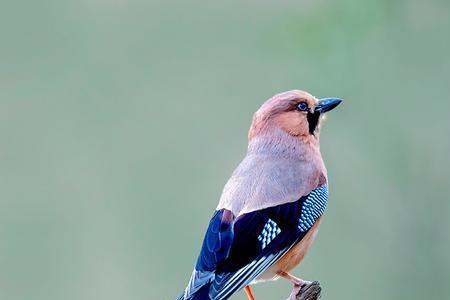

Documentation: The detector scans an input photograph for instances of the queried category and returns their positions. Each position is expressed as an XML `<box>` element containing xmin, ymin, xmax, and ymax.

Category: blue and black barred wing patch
<box><xmin>298</xmin><ymin>185</ymin><xmax>328</xmax><ymax>232</ymax></box>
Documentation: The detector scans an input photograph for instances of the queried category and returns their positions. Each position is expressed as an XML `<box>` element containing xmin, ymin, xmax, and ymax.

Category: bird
<box><xmin>176</xmin><ymin>90</ymin><xmax>342</xmax><ymax>300</ymax></box>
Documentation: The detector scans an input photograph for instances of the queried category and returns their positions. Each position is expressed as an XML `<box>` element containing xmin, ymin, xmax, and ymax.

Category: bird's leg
<box><xmin>244</xmin><ymin>285</ymin><xmax>256</xmax><ymax>300</ymax></box>
<box><xmin>277</xmin><ymin>271</ymin><xmax>311</xmax><ymax>300</ymax></box>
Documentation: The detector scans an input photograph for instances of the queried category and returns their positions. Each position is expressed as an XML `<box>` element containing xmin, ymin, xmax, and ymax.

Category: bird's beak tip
<box><xmin>315</xmin><ymin>97</ymin><xmax>343</xmax><ymax>113</ymax></box>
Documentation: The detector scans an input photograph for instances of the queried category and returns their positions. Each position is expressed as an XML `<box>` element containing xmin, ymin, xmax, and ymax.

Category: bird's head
<box><xmin>248</xmin><ymin>90</ymin><xmax>342</xmax><ymax>143</ymax></box>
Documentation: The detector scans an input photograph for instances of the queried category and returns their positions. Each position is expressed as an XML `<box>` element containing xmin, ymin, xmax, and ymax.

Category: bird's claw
<box><xmin>288</xmin><ymin>280</ymin><xmax>321</xmax><ymax>300</ymax></box>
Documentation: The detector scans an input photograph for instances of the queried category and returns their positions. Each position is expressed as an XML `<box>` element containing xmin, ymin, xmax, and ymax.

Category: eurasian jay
<box><xmin>176</xmin><ymin>90</ymin><xmax>342</xmax><ymax>300</ymax></box>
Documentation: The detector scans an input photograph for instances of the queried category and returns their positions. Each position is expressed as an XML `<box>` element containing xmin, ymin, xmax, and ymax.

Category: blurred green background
<box><xmin>1</xmin><ymin>0</ymin><xmax>450</xmax><ymax>299</ymax></box>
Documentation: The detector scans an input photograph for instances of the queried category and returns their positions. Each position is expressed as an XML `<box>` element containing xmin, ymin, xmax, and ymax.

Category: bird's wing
<box><xmin>183</xmin><ymin>184</ymin><xmax>328</xmax><ymax>300</ymax></box>
<box><xmin>182</xmin><ymin>209</ymin><xmax>235</xmax><ymax>299</ymax></box>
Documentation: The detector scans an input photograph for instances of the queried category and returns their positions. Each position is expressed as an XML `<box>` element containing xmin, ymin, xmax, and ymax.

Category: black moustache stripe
<box><xmin>307</xmin><ymin>111</ymin><xmax>320</xmax><ymax>135</ymax></box>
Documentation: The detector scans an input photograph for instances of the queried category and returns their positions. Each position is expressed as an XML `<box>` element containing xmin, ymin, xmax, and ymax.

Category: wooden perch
<box><xmin>295</xmin><ymin>281</ymin><xmax>322</xmax><ymax>300</ymax></box>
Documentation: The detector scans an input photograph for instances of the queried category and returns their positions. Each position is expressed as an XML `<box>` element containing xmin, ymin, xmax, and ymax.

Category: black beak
<box><xmin>315</xmin><ymin>98</ymin><xmax>343</xmax><ymax>113</ymax></box>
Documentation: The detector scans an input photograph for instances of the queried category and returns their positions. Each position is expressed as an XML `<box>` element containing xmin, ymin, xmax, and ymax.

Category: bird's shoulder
<box><xmin>217</xmin><ymin>151</ymin><xmax>327</xmax><ymax>215</ymax></box>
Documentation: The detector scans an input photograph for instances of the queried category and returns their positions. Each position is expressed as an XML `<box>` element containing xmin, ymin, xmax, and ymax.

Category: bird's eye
<box><xmin>297</xmin><ymin>102</ymin><xmax>308</xmax><ymax>111</ymax></box>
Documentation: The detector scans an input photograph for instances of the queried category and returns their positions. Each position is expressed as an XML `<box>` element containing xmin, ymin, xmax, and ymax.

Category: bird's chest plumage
<box><xmin>217</xmin><ymin>132</ymin><xmax>327</xmax><ymax>216</ymax></box>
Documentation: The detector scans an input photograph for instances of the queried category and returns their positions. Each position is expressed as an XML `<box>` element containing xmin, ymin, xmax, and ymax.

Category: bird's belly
<box><xmin>254</xmin><ymin>216</ymin><xmax>323</xmax><ymax>283</ymax></box>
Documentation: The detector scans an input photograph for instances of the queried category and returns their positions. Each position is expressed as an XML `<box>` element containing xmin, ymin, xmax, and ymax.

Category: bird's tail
<box><xmin>175</xmin><ymin>293</ymin><xmax>184</xmax><ymax>300</ymax></box>
<box><xmin>175</xmin><ymin>283</ymin><xmax>211</xmax><ymax>300</ymax></box>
